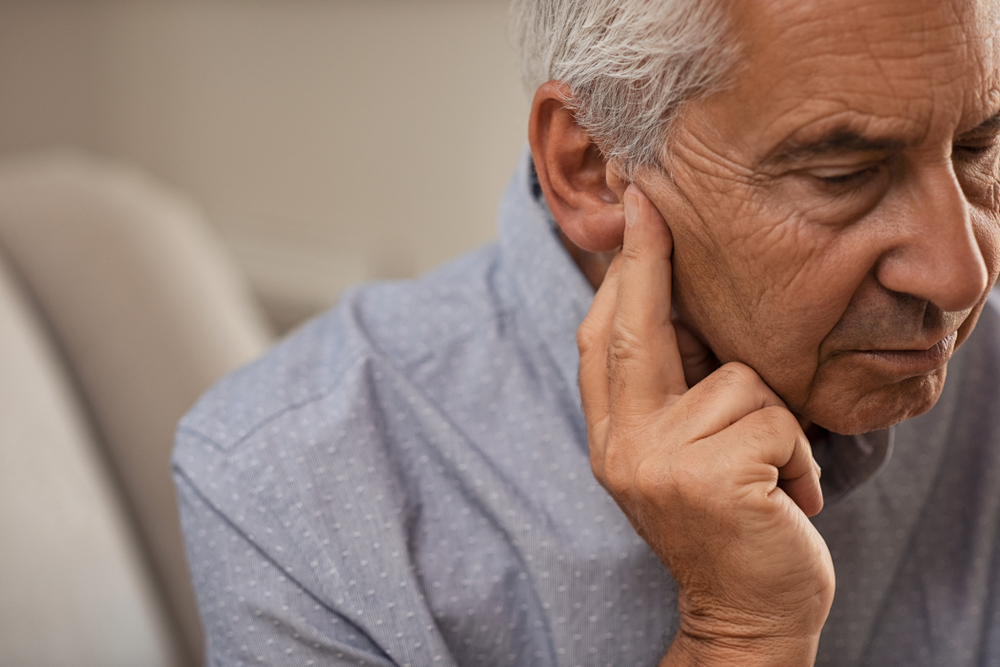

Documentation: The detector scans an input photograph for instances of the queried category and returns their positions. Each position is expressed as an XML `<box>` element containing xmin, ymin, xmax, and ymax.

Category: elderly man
<box><xmin>174</xmin><ymin>0</ymin><xmax>1000</xmax><ymax>665</ymax></box>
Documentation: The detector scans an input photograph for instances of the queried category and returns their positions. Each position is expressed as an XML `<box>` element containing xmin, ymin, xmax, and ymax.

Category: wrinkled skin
<box><xmin>658</xmin><ymin>0</ymin><xmax>1000</xmax><ymax>435</ymax></box>
<box><xmin>532</xmin><ymin>0</ymin><xmax>1000</xmax><ymax>664</ymax></box>
<box><xmin>578</xmin><ymin>190</ymin><xmax>834</xmax><ymax>665</ymax></box>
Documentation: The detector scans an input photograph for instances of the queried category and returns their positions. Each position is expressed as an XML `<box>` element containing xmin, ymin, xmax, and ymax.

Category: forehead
<box><xmin>716</xmin><ymin>0</ymin><xmax>1000</xmax><ymax>148</ymax></box>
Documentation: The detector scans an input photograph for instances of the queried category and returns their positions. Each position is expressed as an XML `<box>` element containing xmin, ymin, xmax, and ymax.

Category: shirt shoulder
<box><xmin>174</xmin><ymin>242</ymin><xmax>510</xmax><ymax>455</ymax></box>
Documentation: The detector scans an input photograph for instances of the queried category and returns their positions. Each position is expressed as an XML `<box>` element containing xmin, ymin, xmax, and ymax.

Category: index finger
<box><xmin>608</xmin><ymin>183</ymin><xmax>689</xmax><ymax>414</ymax></box>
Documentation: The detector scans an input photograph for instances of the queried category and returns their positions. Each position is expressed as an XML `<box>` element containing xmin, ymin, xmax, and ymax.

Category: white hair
<box><xmin>510</xmin><ymin>0</ymin><xmax>738</xmax><ymax>180</ymax></box>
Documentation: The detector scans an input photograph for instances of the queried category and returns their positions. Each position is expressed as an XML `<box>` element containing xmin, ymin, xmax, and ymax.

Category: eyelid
<box><xmin>955</xmin><ymin>125</ymin><xmax>1000</xmax><ymax>145</ymax></box>
<box><xmin>953</xmin><ymin>137</ymin><xmax>999</xmax><ymax>157</ymax></box>
<box><xmin>956</xmin><ymin>109</ymin><xmax>1000</xmax><ymax>136</ymax></box>
<box><xmin>807</xmin><ymin>163</ymin><xmax>880</xmax><ymax>179</ymax></box>
<box><xmin>955</xmin><ymin>131</ymin><xmax>999</xmax><ymax>142</ymax></box>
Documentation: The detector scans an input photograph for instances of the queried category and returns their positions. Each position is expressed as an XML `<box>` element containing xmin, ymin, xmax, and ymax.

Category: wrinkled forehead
<box><xmin>722</xmin><ymin>0</ymin><xmax>1000</xmax><ymax>135</ymax></box>
<box><xmin>730</xmin><ymin>0</ymin><xmax>1000</xmax><ymax>57</ymax></box>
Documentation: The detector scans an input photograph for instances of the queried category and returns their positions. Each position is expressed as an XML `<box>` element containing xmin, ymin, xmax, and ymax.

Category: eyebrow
<box><xmin>761</xmin><ymin>109</ymin><xmax>1000</xmax><ymax>167</ymax></box>
<box><xmin>761</xmin><ymin>129</ymin><xmax>906</xmax><ymax>167</ymax></box>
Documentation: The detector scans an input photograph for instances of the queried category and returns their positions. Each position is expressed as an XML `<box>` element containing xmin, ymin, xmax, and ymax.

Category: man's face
<box><xmin>640</xmin><ymin>0</ymin><xmax>1000</xmax><ymax>435</ymax></box>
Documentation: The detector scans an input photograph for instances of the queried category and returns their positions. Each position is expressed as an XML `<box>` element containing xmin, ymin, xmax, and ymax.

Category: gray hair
<box><xmin>510</xmin><ymin>0</ymin><xmax>738</xmax><ymax>180</ymax></box>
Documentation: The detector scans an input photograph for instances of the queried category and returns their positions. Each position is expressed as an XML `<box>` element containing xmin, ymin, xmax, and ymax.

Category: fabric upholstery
<box><xmin>0</xmin><ymin>151</ymin><xmax>273</xmax><ymax>665</ymax></box>
<box><xmin>0</xmin><ymin>253</ymin><xmax>178</xmax><ymax>666</ymax></box>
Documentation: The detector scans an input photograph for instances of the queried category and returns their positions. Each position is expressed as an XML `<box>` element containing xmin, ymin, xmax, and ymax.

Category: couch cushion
<box><xmin>0</xmin><ymin>253</ymin><xmax>179</xmax><ymax>667</ymax></box>
<box><xmin>0</xmin><ymin>151</ymin><xmax>273</xmax><ymax>664</ymax></box>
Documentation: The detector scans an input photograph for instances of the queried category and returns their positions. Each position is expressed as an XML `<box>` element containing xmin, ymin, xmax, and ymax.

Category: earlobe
<box><xmin>529</xmin><ymin>81</ymin><xmax>627</xmax><ymax>252</ymax></box>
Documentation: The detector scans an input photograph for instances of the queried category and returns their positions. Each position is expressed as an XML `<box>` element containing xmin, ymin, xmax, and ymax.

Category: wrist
<box><xmin>661</xmin><ymin>630</ymin><xmax>820</xmax><ymax>667</ymax></box>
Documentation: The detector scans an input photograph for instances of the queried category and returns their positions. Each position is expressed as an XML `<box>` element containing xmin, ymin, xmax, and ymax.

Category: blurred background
<box><xmin>0</xmin><ymin>0</ymin><xmax>526</xmax><ymax>332</ymax></box>
<box><xmin>0</xmin><ymin>2</ymin><xmax>526</xmax><ymax>665</ymax></box>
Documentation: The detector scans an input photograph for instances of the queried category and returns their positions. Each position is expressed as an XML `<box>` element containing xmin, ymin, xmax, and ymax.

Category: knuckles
<box><xmin>686</xmin><ymin>360</ymin><xmax>780</xmax><ymax>414</ymax></box>
<box><xmin>747</xmin><ymin>404</ymin><xmax>795</xmax><ymax>441</ymax></box>
<box><xmin>576</xmin><ymin>319</ymin><xmax>602</xmax><ymax>357</ymax></box>
<box><xmin>607</xmin><ymin>319</ymin><xmax>647</xmax><ymax>365</ymax></box>
<box><xmin>710</xmin><ymin>361</ymin><xmax>764</xmax><ymax>392</ymax></box>
<box><xmin>596</xmin><ymin>430</ymin><xmax>727</xmax><ymax>516</ymax></box>
<box><xmin>587</xmin><ymin>350</ymin><xmax>800</xmax><ymax>530</ymax></box>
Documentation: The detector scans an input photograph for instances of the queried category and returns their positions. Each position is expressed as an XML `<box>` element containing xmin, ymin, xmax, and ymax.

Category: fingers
<box><xmin>577</xmin><ymin>184</ymin><xmax>823</xmax><ymax>518</ymax></box>
<box><xmin>578</xmin><ymin>254</ymin><xmax>622</xmax><ymax>442</ymax></box>
<box><xmin>609</xmin><ymin>185</ymin><xmax>688</xmax><ymax>415</ymax></box>
<box><xmin>776</xmin><ymin>430</ymin><xmax>824</xmax><ymax>518</ymax></box>
<box><xmin>730</xmin><ymin>405</ymin><xmax>824</xmax><ymax>518</ymax></box>
<box><xmin>672</xmin><ymin>362</ymin><xmax>786</xmax><ymax>444</ymax></box>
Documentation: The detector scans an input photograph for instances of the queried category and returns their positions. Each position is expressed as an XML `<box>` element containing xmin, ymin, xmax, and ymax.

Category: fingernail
<box><xmin>624</xmin><ymin>193</ymin><xmax>639</xmax><ymax>226</ymax></box>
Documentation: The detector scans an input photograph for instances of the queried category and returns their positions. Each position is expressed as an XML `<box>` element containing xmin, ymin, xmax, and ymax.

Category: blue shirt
<box><xmin>175</xmin><ymin>152</ymin><xmax>1000</xmax><ymax>666</ymax></box>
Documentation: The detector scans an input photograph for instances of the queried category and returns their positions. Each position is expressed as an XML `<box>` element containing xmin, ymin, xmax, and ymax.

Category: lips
<box><xmin>853</xmin><ymin>330</ymin><xmax>958</xmax><ymax>377</ymax></box>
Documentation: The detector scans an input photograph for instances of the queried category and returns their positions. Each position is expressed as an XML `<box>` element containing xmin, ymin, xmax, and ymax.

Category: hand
<box><xmin>577</xmin><ymin>185</ymin><xmax>835</xmax><ymax>666</ymax></box>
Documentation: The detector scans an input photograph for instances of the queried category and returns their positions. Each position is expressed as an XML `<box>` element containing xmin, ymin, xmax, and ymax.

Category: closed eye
<box><xmin>817</xmin><ymin>166</ymin><xmax>878</xmax><ymax>184</ymax></box>
<box><xmin>952</xmin><ymin>141</ymin><xmax>997</xmax><ymax>158</ymax></box>
<box><xmin>809</xmin><ymin>164</ymin><xmax>882</xmax><ymax>191</ymax></box>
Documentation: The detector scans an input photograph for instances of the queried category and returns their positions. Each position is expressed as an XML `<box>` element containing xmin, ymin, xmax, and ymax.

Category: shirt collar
<box><xmin>814</xmin><ymin>428</ymin><xmax>895</xmax><ymax>505</ymax></box>
<box><xmin>498</xmin><ymin>148</ymin><xmax>594</xmax><ymax>410</ymax></box>
<box><xmin>496</xmin><ymin>147</ymin><xmax>894</xmax><ymax>503</ymax></box>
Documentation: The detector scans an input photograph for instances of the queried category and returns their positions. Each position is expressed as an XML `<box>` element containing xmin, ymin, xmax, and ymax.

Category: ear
<box><xmin>529</xmin><ymin>81</ymin><xmax>627</xmax><ymax>252</ymax></box>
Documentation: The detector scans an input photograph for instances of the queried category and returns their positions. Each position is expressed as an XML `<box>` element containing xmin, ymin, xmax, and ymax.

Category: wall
<box><xmin>0</xmin><ymin>0</ymin><xmax>527</xmax><ymax>330</ymax></box>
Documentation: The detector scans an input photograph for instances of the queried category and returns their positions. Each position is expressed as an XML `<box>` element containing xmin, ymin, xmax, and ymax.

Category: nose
<box><xmin>874</xmin><ymin>164</ymin><xmax>989</xmax><ymax>314</ymax></box>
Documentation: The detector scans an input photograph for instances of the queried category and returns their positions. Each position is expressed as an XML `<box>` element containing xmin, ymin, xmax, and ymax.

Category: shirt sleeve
<box><xmin>175</xmin><ymin>472</ymin><xmax>398</xmax><ymax>667</ymax></box>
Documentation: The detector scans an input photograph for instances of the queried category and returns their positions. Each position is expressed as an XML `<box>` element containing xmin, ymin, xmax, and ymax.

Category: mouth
<box><xmin>853</xmin><ymin>330</ymin><xmax>958</xmax><ymax>378</ymax></box>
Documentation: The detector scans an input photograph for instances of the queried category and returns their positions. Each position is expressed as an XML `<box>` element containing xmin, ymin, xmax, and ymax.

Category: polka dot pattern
<box><xmin>814</xmin><ymin>294</ymin><xmax>1000</xmax><ymax>665</ymax></box>
<box><xmin>175</xmin><ymin>151</ymin><xmax>1000</xmax><ymax>666</ymax></box>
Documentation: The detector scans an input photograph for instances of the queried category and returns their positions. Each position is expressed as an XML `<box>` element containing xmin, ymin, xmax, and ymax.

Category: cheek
<box><xmin>676</xmin><ymin>193</ymin><xmax>846</xmax><ymax>345</ymax></box>
<box><xmin>672</xmin><ymin>204</ymin><xmax>882</xmax><ymax>410</ymax></box>
<box><xmin>973</xmin><ymin>196</ymin><xmax>1000</xmax><ymax>287</ymax></box>
<box><xmin>660</xmin><ymin>157</ymin><xmax>883</xmax><ymax>404</ymax></box>
<box><xmin>739</xmin><ymin>250</ymin><xmax>867</xmax><ymax>408</ymax></box>
<box><xmin>665</xmin><ymin>188</ymin><xmax>766</xmax><ymax>351</ymax></box>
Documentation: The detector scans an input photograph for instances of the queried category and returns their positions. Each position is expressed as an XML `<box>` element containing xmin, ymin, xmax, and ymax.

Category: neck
<box><xmin>557</xmin><ymin>228</ymin><xmax>617</xmax><ymax>291</ymax></box>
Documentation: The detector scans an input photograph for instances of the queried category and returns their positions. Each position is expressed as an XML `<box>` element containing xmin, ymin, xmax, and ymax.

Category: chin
<box><xmin>803</xmin><ymin>369</ymin><xmax>948</xmax><ymax>436</ymax></box>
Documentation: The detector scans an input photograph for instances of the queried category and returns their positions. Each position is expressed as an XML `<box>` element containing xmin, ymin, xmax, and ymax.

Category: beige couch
<box><xmin>0</xmin><ymin>152</ymin><xmax>274</xmax><ymax>666</ymax></box>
